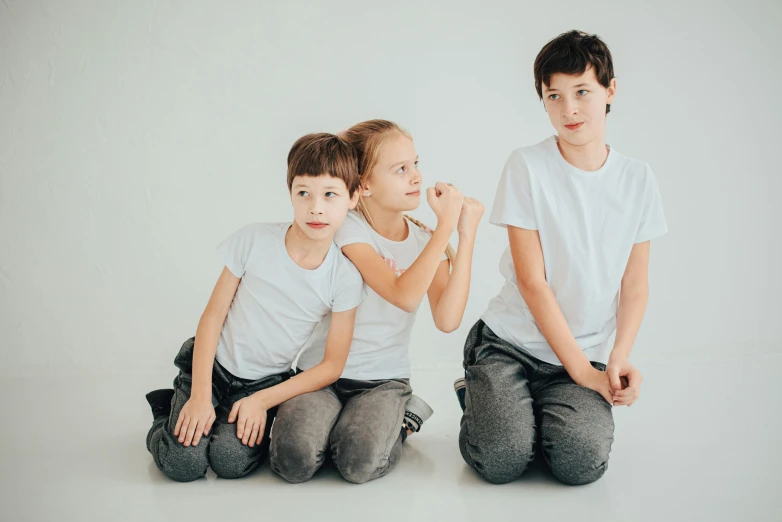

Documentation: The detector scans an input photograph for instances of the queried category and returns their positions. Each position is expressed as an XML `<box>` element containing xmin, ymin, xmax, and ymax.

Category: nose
<box><xmin>563</xmin><ymin>98</ymin><xmax>578</xmax><ymax>117</ymax></box>
<box><xmin>309</xmin><ymin>196</ymin><xmax>324</xmax><ymax>215</ymax></box>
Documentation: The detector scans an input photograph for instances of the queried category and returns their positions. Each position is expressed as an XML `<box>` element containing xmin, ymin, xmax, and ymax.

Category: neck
<box><xmin>556</xmin><ymin>134</ymin><xmax>609</xmax><ymax>172</ymax></box>
<box><xmin>362</xmin><ymin>199</ymin><xmax>409</xmax><ymax>241</ymax></box>
<box><xmin>285</xmin><ymin>222</ymin><xmax>332</xmax><ymax>270</ymax></box>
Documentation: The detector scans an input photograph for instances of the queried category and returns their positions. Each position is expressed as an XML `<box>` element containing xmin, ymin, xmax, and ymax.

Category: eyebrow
<box><xmin>390</xmin><ymin>156</ymin><xmax>419</xmax><ymax>169</ymax></box>
<box><xmin>545</xmin><ymin>83</ymin><xmax>591</xmax><ymax>92</ymax></box>
<box><xmin>292</xmin><ymin>183</ymin><xmax>342</xmax><ymax>190</ymax></box>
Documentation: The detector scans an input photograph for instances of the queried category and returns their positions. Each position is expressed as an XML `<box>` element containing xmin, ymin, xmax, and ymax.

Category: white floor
<box><xmin>2</xmin><ymin>357</ymin><xmax>781</xmax><ymax>522</ymax></box>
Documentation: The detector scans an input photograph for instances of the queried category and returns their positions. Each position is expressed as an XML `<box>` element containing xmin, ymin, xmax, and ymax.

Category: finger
<box><xmin>177</xmin><ymin>415</ymin><xmax>190</xmax><ymax>443</ymax></box>
<box><xmin>627</xmin><ymin>368</ymin><xmax>642</xmax><ymax>387</ymax></box>
<box><xmin>426</xmin><ymin>187</ymin><xmax>438</xmax><ymax>205</ymax></box>
<box><xmin>191</xmin><ymin>418</ymin><xmax>204</xmax><ymax>446</ymax></box>
<box><xmin>204</xmin><ymin>413</ymin><xmax>216</xmax><ymax>436</ymax></box>
<box><xmin>184</xmin><ymin>416</ymin><xmax>199</xmax><ymax>447</ymax></box>
<box><xmin>242</xmin><ymin>420</ymin><xmax>254</xmax><ymax>446</ymax></box>
<box><xmin>434</xmin><ymin>182</ymin><xmax>449</xmax><ymax>194</ymax></box>
<box><xmin>236</xmin><ymin>412</ymin><xmax>247</xmax><ymax>439</ymax></box>
<box><xmin>174</xmin><ymin>411</ymin><xmax>185</xmax><ymax>437</ymax></box>
<box><xmin>607</xmin><ymin>367</ymin><xmax>622</xmax><ymax>391</ymax></box>
<box><xmin>228</xmin><ymin>401</ymin><xmax>240</xmax><ymax>423</ymax></box>
<box><xmin>256</xmin><ymin>418</ymin><xmax>266</xmax><ymax>446</ymax></box>
<box><xmin>248</xmin><ymin>420</ymin><xmax>260</xmax><ymax>448</ymax></box>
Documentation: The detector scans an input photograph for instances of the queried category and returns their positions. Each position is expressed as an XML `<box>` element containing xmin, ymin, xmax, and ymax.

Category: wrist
<box><xmin>251</xmin><ymin>390</ymin><xmax>271</xmax><ymax>410</ymax></box>
<box><xmin>568</xmin><ymin>360</ymin><xmax>597</xmax><ymax>384</ymax></box>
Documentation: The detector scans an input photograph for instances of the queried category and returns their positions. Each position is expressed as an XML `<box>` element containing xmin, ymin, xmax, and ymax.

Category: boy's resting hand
<box><xmin>574</xmin><ymin>366</ymin><xmax>614</xmax><ymax>405</ymax></box>
<box><xmin>607</xmin><ymin>356</ymin><xmax>642</xmax><ymax>407</ymax></box>
<box><xmin>174</xmin><ymin>396</ymin><xmax>216</xmax><ymax>447</ymax></box>
<box><xmin>228</xmin><ymin>392</ymin><xmax>269</xmax><ymax>448</ymax></box>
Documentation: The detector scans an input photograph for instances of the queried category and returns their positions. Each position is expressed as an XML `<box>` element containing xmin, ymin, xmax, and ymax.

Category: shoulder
<box><xmin>331</xmin><ymin>246</ymin><xmax>363</xmax><ymax>284</ymax></box>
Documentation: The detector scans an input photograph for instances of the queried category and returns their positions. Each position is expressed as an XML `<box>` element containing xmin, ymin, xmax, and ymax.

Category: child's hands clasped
<box><xmin>228</xmin><ymin>392</ymin><xmax>269</xmax><ymax>448</ymax></box>
<box><xmin>174</xmin><ymin>396</ymin><xmax>216</xmax><ymax>447</ymax></box>
<box><xmin>607</xmin><ymin>356</ymin><xmax>643</xmax><ymax>407</ymax></box>
<box><xmin>427</xmin><ymin>182</ymin><xmax>464</xmax><ymax>231</ymax></box>
<box><xmin>575</xmin><ymin>366</ymin><xmax>615</xmax><ymax>405</ymax></box>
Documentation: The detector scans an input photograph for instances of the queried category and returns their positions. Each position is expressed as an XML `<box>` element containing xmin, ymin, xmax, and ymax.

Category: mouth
<box><xmin>406</xmin><ymin>190</ymin><xmax>420</xmax><ymax>196</ymax></box>
<box><xmin>306</xmin><ymin>222</ymin><xmax>328</xmax><ymax>229</ymax></box>
<box><xmin>564</xmin><ymin>122</ymin><xmax>584</xmax><ymax>131</ymax></box>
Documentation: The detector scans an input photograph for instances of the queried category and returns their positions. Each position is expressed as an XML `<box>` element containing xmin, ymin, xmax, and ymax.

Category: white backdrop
<box><xmin>1</xmin><ymin>0</ymin><xmax>780</xmax><ymax>376</ymax></box>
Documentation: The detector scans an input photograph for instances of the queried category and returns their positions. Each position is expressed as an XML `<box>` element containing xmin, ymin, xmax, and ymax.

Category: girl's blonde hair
<box><xmin>341</xmin><ymin>119</ymin><xmax>455</xmax><ymax>264</ymax></box>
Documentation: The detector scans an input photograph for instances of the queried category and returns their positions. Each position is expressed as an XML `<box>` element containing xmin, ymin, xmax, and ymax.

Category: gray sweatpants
<box><xmin>270</xmin><ymin>377</ymin><xmax>412</xmax><ymax>484</ymax></box>
<box><xmin>146</xmin><ymin>338</ymin><xmax>289</xmax><ymax>482</ymax></box>
<box><xmin>459</xmin><ymin>320</ymin><xmax>614</xmax><ymax>485</ymax></box>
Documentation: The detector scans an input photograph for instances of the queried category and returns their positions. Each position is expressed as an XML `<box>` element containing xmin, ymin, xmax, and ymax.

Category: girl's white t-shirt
<box><xmin>481</xmin><ymin>136</ymin><xmax>668</xmax><ymax>366</ymax></box>
<box><xmin>297</xmin><ymin>210</ymin><xmax>442</xmax><ymax>380</ymax></box>
<box><xmin>214</xmin><ymin>222</ymin><xmax>365</xmax><ymax>380</ymax></box>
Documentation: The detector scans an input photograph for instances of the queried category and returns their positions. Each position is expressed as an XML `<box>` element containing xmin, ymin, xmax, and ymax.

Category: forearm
<box><xmin>190</xmin><ymin>315</ymin><xmax>222</xmax><ymax>399</ymax></box>
<box><xmin>253</xmin><ymin>360</ymin><xmax>341</xmax><ymax>410</ymax></box>
<box><xmin>611</xmin><ymin>287</ymin><xmax>649</xmax><ymax>360</ymax></box>
<box><xmin>394</xmin><ymin>227</ymin><xmax>453</xmax><ymax>309</ymax></box>
<box><xmin>433</xmin><ymin>233</ymin><xmax>476</xmax><ymax>332</ymax></box>
<box><xmin>521</xmin><ymin>281</ymin><xmax>592</xmax><ymax>380</ymax></box>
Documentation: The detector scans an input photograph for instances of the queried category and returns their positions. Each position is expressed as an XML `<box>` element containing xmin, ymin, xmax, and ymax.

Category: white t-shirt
<box><xmin>481</xmin><ymin>136</ymin><xmax>668</xmax><ymax>366</ymax></box>
<box><xmin>214</xmin><ymin>222</ymin><xmax>365</xmax><ymax>380</ymax></box>
<box><xmin>297</xmin><ymin>210</ymin><xmax>444</xmax><ymax>380</ymax></box>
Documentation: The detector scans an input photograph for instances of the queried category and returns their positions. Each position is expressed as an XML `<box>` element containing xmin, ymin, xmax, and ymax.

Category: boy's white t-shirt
<box><xmin>297</xmin><ymin>210</ymin><xmax>443</xmax><ymax>380</ymax></box>
<box><xmin>481</xmin><ymin>136</ymin><xmax>668</xmax><ymax>366</ymax></box>
<box><xmin>214</xmin><ymin>222</ymin><xmax>365</xmax><ymax>380</ymax></box>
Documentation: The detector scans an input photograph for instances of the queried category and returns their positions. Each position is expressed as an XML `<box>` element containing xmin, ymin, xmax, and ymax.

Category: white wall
<box><xmin>1</xmin><ymin>0</ymin><xmax>780</xmax><ymax>376</ymax></box>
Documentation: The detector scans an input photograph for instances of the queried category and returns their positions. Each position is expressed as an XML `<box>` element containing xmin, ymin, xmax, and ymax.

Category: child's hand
<box><xmin>427</xmin><ymin>182</ymin><xmax>464</xmax><ymax>231</ymax></box>
<box><xmin>457</xmin><ymin>197</ymin><xmax>485</xmax><ymax>238</ymax></box>
<box><xmin>574</xmin><ymin>366</ymin><xmax>614</xmax><ymax>405</ymax></box>
<box><xmin>174</xmin><ymin>396</ymin><xmax>216</xmax><ymax>447</ymax></box>
<box><xmin>228</xmin><ymin>392</ymin><xmax>269</xmax><ymax>448</ymax></box>
<box><xmin>607</xmin><ymin>356</ymin><xmax>643</xmax><ymax>407</ymax></box>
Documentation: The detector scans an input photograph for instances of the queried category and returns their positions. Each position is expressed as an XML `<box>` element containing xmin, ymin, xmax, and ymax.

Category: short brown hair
<box><xmin>286</xmin><ymin>133</ymin><xmax>360</xmax><ymax>196</ymax></box>
<box><xmin>534</xmin><ymin>30</ymin><xmax>615</xmax><ymax>114</ymax></box>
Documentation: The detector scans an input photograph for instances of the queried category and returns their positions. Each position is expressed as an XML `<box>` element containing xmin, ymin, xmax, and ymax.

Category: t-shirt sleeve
<box><xmin>488</xmin><ymin>150</ymin><xmax>537</xmax><ymax>230</ymax></box>
<box><xmin>331</xmin><ymin>257</ymin><xmax>366</xmax><ymax>312</ymax></box>
<box><xmin>216</xmin><ymin>224</ymin><xmax>257</xmax><ymax>278</ymax></box>
<box><xmin>634</xmin><ymin>166</ymin><xmax>668</xmax><ymax>243</ymax></box>
<box><xmin>334</xmin><ymin>211</ymin><xmax>373</xmax><ymax>248</ymax></box>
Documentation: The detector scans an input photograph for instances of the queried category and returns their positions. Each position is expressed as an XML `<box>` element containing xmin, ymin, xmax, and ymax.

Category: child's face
<box><xmin>542</xmin><ymin>66</ymin><xmax>616</xmax><ymax>147</ymax></box>
<box><xmin>290</xmin><ymin>174</ymin><xmax>359</xmax><ymax>241</ymax></box>
<box><xmin>364</xmin><ymin>133</ymin><xmax>422</xmax><ymax>212</ymax></box>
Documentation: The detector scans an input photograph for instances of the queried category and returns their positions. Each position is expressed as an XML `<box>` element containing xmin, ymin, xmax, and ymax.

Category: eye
<box><xmin>548</xmin><ymin>94</ymin><xmax>560</xmax><ymax>101</ymax></box>
<box><xmin>577</xmin><ymin>89</ymin><xmax>588</xmax><ymax>96</ymax></box>
<box><xmin>414</xmin><ymin>160</ymin><xmax>419</xmax><ymax>168</ymax></box>
<box><xmin>325</xmin><ymin>191</ymin><xmax>337</xmax><ymax>198</ymax></box>
<box><xmin>298</xmin><ymin>190</ymin><xmax>309</xmax><ymax>197</ymax></box>
<box><xmin>396</xmin><ymin>166</ymin><xmax>406</xmax><ymax>174</ymax></box>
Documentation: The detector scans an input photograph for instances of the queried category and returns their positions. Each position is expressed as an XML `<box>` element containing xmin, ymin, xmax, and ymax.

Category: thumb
<box><xmin>228</xmin><ymin>400</ymin><xmax>240</xmax><ymax>423</ymax></box>
<box><xmin>608</xmin><ymin>366</ymin><xmax>622</xmax><ymax>392</ymax></box>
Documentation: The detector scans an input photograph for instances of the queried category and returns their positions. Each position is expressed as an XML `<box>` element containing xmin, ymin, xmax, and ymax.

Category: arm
<box><xmin>507</xmin><ymin>225</ymin><xmax>613</xmax><ymax>403</ymax></box>
<box><xmin>175</xmin><ymin>266</ymin><xmax>240</xmax><ymax>446</ymax></box>
<box><xmin>427</xmin><ymin>198</ymin><xmax>484</xmax><ymax>332</ymax></box>
<box><xmin>342</xmin><ymin>227</ymin><xmax>453</xmax><ymax>313</ymax></box>
<box><xmin>342</xmin><ymin>182</ymin><xmax>464</xmax><ymax>313</ymax></box>
<box><xmin>228</xmin><ymin>307</ymin><xmax>357</xmax><ymax>446</ymax></box>
<box><xmin>607</xmin><ymin>241</ymin><xmax>650</xmax><ymax>406</ymax></box>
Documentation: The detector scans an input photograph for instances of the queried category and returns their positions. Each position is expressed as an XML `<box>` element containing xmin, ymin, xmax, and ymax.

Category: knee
<box><xmin>151</xmin><ymin>439</ymin><xmax>209</xmax><ymax>482</ymax></box>
<box><xmin>270</xmin><ymin>438</ymin><xmax>322</xmax><ymax>484</ymax></box>
<box><xmin>208</xmin><ymin>439</ymin><xmax>260</xmax><ymax>480</ymax></box>
<box><xmin>458</xmin><ymin>425</ymin><xmax>535</xmax><ymax>484</ymax></box>
<box><xmin>333</xmin><ymin>438</ymin><xmax>390</xmax><ymax>485</ymax></box>
<box><xmin>544</xmin><ymin>425</ymin><xmax>612</xmax><ymax>486</ymax></box>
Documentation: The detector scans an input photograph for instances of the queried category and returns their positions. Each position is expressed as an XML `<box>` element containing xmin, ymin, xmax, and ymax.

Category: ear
<box><xmin>606</xmin><ymin>78</ymin><xmax>617</xmax><ymax>104</ymax></box>
<box><xmin>349</xmin><ymin>190</ymin><xmax>360</xmax><ymax>210</ymax></box>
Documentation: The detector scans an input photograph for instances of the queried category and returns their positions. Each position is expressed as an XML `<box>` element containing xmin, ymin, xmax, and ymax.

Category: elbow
<box><xmin>518</xmin><ymin>276</ymin><xmax>548</xmax><ymax>298</ymax></box>
<box><xmin>320</xmin><ymin>360</ymin><xmax>344</xmax><ymax>385</ymax></box>
<box><xmin>436</xmin><ymin>321</ymin><xmax>461</xmax><ymax>334</ymax></box>
<box><xmin>392</xmin><ymin>296</ymin><xmax>418</xmax><ymax>314</ymax></box>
